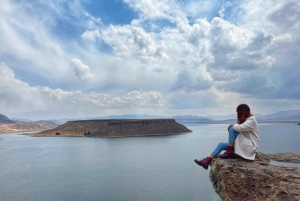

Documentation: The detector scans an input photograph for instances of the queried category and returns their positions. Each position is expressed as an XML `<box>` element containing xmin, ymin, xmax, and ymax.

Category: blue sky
<box><xmin>0</xmin><ymin>0</ymin><xmax>300</xmax><ymax>120</ymax></box>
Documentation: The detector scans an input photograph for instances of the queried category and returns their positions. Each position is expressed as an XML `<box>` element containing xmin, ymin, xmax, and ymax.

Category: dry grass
<box><xmin>0</xmin><ymin>121</ymin><xmax>57</xmax><ymax>134</ymax></box>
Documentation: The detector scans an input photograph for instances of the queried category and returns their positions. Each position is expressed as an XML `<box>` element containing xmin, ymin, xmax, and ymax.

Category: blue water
<box><xmin>0</xmin><ymin>123</ymin><xmax>299</xmax><ymax>201</ymax></box>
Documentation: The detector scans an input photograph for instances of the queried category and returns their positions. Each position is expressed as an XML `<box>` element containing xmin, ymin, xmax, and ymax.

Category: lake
<box><xmin>0</xmin><ymin>123</ymin><xmax>299</xmax><ymax>201</ymax></box>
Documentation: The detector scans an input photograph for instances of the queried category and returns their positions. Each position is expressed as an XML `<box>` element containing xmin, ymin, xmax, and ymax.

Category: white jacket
<box><xmin>233</xmin><ymin>116</ymin><xmax>260</xmax><ymax>160</ymax></box>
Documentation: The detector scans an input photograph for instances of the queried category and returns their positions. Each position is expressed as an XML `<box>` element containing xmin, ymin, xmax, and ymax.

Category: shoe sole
<box><xmin>194</xmin><ymin>159</ymin><xmax>208</xmax><ymax>170</ymax></box>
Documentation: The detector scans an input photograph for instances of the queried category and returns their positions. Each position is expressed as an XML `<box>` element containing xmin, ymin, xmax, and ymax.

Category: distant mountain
<box><xmin>171</xmin><ymin>115</ymin><xmax>213</xmax><ymax>123</ymax></box>
<box><xmin>47</xmin><ymin>118</ymin><xmax>73</xmax><ymax>125</ymax></box>
<box><xmin>0</xmin><ymin>120</ymin><xmax>57</xmax><ymax>133</ymax></box>
<box><xmin>256</xmin><ymin>110</ymin><xmax>300</xmax><ymax>120</ymax></box>
<box><xmin>205</xmin><ymin>114</ymin><xmax>237</xmax><ymax>121</ymax></box>
<box><xmin>0</xmin><ymin>114</ymin><xmax>15</xmax><ymax>124</ymax></box>
<box><xmin>10</xmin><ymin>117</ymin><xmax>31</xmax><ymax>122</ymax></box>
<box><xmin>98</xmin><ymin>114</ymin><xmax>213</xmax><ymax>123</ymax></box>
<box><xmin>47</xmin><ymin>114</ymin><xmax>168</xmax><ymax>125</ymax></box>
<box><xmin>97</xmin><ymin>114</ymin><xmax>167</xmax><ymax>119</ymax></box>
<box><xmin>43</xmin><ymin>109</ymin><xmax>300</xmax><ymax>125</ymax></box>
<box><xmin>206</xmin><ymin>110</ymin><xmax>300</xmax><ymax>121</ymax></box>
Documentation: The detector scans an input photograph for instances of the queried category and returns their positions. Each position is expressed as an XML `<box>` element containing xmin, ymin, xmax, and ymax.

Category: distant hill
<box><xmin>205</xmin><ymin>110</ymin><xmax>300</xmax><ymax>121</ymax></box>
<box><xmin>205</xmin><ymin>114</ymin><xmax>237</xmax><ymax>121</ymax></box>
<box><xmin>48</xmin><ymin>114</ymin><xmax>168</xmax><ymax>124</ymax></box>
<box><xmin>0</xmin><ymin>114</ymin><xmax>15</xmax><ymax>124</ymax></box>
<box><xmin>98</xmin><ymin>114</ymin><xmax>167</xmax><ymax>119</ymax></box>
<box><xmin>10</xmin><ymin>117</ymin><xmax>31</xmax><ymax>122</ymax></box>
<box><xmin>42</xmin><ymin>109</ymin><xmax>300</xmax><ymax>125</ymax></box>
<box><xmin>0</xmin><ymin>116</ymin><xmax>57</xmax><ymax>133</ymax></box>
<box><xmin>256</xmin><ymin>110</ymin><xmax>300</xmax><ymax>120</ymax></box>
<box><xmin>171</xmin><ymin>115</ymin><xmax>213</xmax><ymax>123</ymax></box>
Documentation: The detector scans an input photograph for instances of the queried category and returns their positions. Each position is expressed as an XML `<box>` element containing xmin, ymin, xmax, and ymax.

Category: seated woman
<box><xmin>194</xmin><ymin>104</ymin><xmax>260</xmax><ymax>170</ymax></box>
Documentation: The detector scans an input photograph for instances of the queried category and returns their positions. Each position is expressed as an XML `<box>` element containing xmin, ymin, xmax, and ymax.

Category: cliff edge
<box><xmin>34</xmin><ymin>119</ymin><xmax>192</xmax><ymax>137</ymax></box>
<box><xmin>209</xmin><ymin>152</ymin><xmax>300</xmax><ymax>201</ymax></box>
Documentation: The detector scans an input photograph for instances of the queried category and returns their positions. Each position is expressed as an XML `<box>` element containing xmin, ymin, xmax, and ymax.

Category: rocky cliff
<box><xmin>35</xmin><ymin>119</ymin><xmax>192</xmax><ymax>137</ymax></box>
<box><xmin>209</xmin><ymin>152</ymin><xmax>300</xmax><ymax>201</ymax></box>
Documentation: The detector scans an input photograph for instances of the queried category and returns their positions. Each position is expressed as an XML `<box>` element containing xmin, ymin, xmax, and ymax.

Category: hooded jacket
<box><xmin>233</xmin><ymin>116</ymin><xmax>260</xmax><ymax>160</ymax></box>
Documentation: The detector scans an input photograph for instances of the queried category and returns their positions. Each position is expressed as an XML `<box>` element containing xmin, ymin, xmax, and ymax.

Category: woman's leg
<box><xmin>211</xmin><ymin>142</ymin><xmax>229</xmax><ymax>158</ymax></box>
<box><xmin>194</xmin><ymin>142</ymin><xmax>229</xmax><ymax>169</ymax></box>
<box><xmin>219</xmin><ymin>128</ymin><xmax>240</xmax><ymax>159</ymax></box>
<box><xmin>228</xmin><ymin>127</ymin><xmax>240</xmax><ymax>145</ymax></box>
<box><xmin>194</xmin><ymin>128</ymin><xmax>240</xmax><ymax>168</ymax></box>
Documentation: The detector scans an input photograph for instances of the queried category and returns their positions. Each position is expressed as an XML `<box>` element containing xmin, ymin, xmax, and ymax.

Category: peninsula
<box><xmin>33</xmin><ymin>119</ymin><xmax>192</xmax><ymax>137</ymax></box>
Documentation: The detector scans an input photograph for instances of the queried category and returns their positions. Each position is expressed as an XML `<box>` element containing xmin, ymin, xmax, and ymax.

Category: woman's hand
<box><xmin>227</xmin><ymin>123</ymin><xmax>234</xmax><ymax>131</ymax></box>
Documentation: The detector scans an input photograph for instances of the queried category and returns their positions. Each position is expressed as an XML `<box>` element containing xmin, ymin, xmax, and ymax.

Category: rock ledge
<box><xmin>209</xmin><ymin>152</ymin><xmax>300</xmax><ymax>201</ymax></box>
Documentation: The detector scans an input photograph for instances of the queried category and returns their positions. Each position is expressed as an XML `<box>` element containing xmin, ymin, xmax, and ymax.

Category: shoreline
<box><xmin>31</xmin><ymin>133</ymin><xmax>187</xmax><ymax>138</ymax></box>
<box><xmin>0</xmin><ymin>130</ymin><xmax>44</xmax><ymax>134</ymax></box>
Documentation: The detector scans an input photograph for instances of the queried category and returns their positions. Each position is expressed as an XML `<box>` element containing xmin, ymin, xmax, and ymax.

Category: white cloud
<box><xmin>1</xmin><ymin>0</ymin><xmax>300</xmax><ymax>119</ymax></box>
<box><xmin>98</xmin><ymin>25</ymin><xmax>167</xmax><ymax>62</ymax></box>
<box><xmin>81</xmin><ymin>30</ymin><xmax>101</xmax><ymax>42</ymax></box>
<box><xmin>169</xmin><ymin>88</ymin><xmax>220</xmax><ymax>109</ymax></box>
<box><xmin>171</xmin><ymin>68</ymin><xmax>211</xmax><ymax>92</ymax></box>
<box><xmin>0</xmin><ymin>62</ymin><xmax>45</xmax><ymax>111</ymax></box>
<box><xmin>69</xmin><ymin>59</ymin><xmax>94</xmax><ymax>80</ymax></box>
<box><xmin>0</xmin><ymin>63</ymin><xmax>166</xmax><ymax>119</ymax></box>
<box><xmin>81</xmin><ymin>12</ymin><xmax>103</xmax><ymax>42</ymax></box>
<box><xmin>122</xmin><ymin>0</ymin><xmax>185</xmax><ymax>22</ymax></box>
<box><xmin>184</xmin><ymin>0</ymin><xmax>222</xmax><ymax>19</ymax></box>
<box><xmin>0</xmin><ymin>0</ymin><xmax>77</xmax><ymax>80</ymax></box>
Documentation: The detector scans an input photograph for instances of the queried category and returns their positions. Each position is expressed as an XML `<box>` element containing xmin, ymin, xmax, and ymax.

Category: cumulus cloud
<box><xmin>206</xmin><ymin>17</ymin><xmax>275</xmax><ymax>74</ymax></box>
<box><xmin>0</xmin><ymin>62</ymin><xmax>44</xmax><ymax>111</ymax></box>
<box><xmin>81</xmin><ymin>30</ymin><xmax>101</xmax><ymax>42</ymax></box>
<box><xmin>69</xmin><ymin>59</ymin><xmax>94</xmax><ymax>80</ymax></box>
<box><xmin>97</xmin><ymin>25</ymin><xmax>168</xmax><ymax>62</ymax></box>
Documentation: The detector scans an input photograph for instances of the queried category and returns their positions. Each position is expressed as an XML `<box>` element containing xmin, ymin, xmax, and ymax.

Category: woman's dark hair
<box><xmin>236</xmin><ymin>104</ymin><xmax>252</xmax><ymax>124</ymax></box>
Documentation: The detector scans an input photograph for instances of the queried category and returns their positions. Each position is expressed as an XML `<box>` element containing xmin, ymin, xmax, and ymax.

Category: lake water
<box><xmin>0</xmin><ymin>123</ymin><xmax>299</xmax><ymax>201</ymax></box>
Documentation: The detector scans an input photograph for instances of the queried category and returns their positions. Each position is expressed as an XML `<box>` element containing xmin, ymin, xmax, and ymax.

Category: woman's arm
<box><xmin>232</xmin><ymin>118</ymin><xmax>255</xmax><ymax>132</ymax></box>
<box><xmin>228</xmin><ymin>123</ymin><xmax>234</xmax><ymax>131</ymax></box>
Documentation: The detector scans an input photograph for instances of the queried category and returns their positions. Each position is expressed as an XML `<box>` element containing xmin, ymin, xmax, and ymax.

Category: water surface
<box><xmin>0</xmin><ymin>123</ymin><xmax>299</xmax><ymax>201</ymax></box>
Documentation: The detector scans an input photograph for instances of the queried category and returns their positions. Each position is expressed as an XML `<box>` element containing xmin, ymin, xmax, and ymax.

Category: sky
<box><xmin>0</xmin><ymin>0</ymin><xmax>299</xmax><ymax>120</ymax></box>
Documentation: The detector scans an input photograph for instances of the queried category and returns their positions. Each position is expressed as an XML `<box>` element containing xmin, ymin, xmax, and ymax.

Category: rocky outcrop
<box><xmin>209</xmin><ymin>152</ymin><xmax>300</xmax><ymax>201</ymax></box>
<box><xmin>35</xmin><ymin>119</ymin><xmax>192</xmax><ymax>137</ymax></box>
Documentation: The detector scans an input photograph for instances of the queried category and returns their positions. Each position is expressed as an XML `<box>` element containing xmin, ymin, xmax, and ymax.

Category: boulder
<box><xmin>209</xmin><ymin>152</ymin><xmax>300</xmax><ymax>201</ymax></box>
